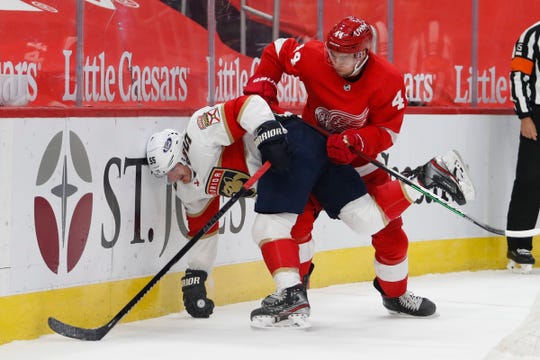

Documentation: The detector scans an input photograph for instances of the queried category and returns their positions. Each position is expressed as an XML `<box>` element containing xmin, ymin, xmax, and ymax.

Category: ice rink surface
<box><xmin>2</xmin><ymin>269</ymin><xmax>540</xmax><ymax>360</ymax></box>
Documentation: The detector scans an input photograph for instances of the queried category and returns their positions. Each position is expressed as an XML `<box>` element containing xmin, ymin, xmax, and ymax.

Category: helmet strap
<box><xmin>346</xmin><ymin>52</ymin><xmax>369</xmax><ymax>78</ymax></box>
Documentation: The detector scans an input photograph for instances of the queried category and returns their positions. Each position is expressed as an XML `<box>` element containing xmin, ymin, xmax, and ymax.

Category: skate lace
<box><xmin>399</xmin><ymin>291</ymin><xmax>423</xmax><ymax>311</ymax></box>
<box><xmin>430</xmin><ymin>157</ymin><xmax>467</xmax><ymax>203</ymax></box>
<box><xmin>264</xmin><ymin>291</ymin><xmax>283</xmax><ymax>303</ymax></box>
<box><xmin>440</xmin><ymin>150</ymin><xmax>476</xmax><ymax>201</ymax></box>
<box><xmin>261</xmin><ymin>286</ymin><xmax>306</xmax><ymax>312</ymax></box>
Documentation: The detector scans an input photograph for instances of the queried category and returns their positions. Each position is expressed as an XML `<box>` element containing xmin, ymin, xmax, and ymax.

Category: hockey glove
<box><xmin>181</xmin><ymin>269</ymin><xmax>215</xmax><ymax>318</ymax></box>
<box><xmin>255</xmin><ymin>120</ymin><xmax>290</xmax><ymax>173</ymax></box>
<box><xmin>243</xmin><ymin>76</ymin><xmax>286</xmax><ymax>114</ymax></box>
<box><xmin>326</xmin><ymin>129</ymin><xmax>365</xmax><ymax>164</ymax></box>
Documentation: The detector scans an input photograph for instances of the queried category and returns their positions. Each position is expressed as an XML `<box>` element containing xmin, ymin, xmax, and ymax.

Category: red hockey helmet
<box><xmin>326</xmin><ymin>16</ymin><xmax>373</xmax><ymax>54</ymax></box>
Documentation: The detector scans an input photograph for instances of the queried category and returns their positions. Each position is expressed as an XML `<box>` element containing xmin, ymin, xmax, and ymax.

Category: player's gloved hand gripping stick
<box><xmin>338</xmin><ymin>135</ymin><xmax>540</xmax><ymax>238</ymax></box>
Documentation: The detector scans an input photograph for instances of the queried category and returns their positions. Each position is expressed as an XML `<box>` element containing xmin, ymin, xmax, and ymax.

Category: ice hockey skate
<box><xmin>404</xmin><ymin>149</ymin><xmax>475</xmax><ymax>205</ymax></box>
<box><xmin>251</xmin><ymin>284</ymin><xmax>311</xmax><ymax>329</ymax></box>
<box><xmin>374</xmin><ymin>279</ymin><xmax>437</xmax><ymax>317</ymax></box>
<box><xmin>507</xmin><ymin>249</ymin><xmax>535</xmax><ymax>274</ymax></box>
<box><xmin>261</xmin><ymin>263</ymin><xmax>315</xmax><ymax>308</ymax></box>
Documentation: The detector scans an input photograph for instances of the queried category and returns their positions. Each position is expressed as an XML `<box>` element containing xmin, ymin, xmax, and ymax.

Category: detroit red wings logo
<box><xmin>314</xmin><ymin>107</ymin><xmax>369</xmax><ymax>133</ymax></box>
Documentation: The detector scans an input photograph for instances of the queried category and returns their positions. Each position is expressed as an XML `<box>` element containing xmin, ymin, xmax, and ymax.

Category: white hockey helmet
<box><xmin>146</xmin><ymin>129</ymin><xmax>183</xmax><ymax>177</ymax></box>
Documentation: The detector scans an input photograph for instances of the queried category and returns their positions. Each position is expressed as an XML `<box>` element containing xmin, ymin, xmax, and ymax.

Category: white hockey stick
<box><xmin>354</xmin><ymin>149</ymin><xmax>540</xmax><ymax>238</ymax></box>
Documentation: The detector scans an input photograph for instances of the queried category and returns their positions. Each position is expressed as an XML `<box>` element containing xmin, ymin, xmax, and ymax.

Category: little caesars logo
<box><xmin>62</xmin><ymin>50</ymin><xmax>189</xmax><ymax>103</ymax></box>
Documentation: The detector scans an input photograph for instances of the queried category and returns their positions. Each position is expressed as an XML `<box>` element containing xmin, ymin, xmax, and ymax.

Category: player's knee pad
<box><xmin>339</xmin><ymin>195</ymin><xmax>386</xmax><ymax>235</ymax></box>
<box><xmin>372</xmin><ymin>218</ymin><xmax>408</xmax><ymax>263</ymax></box>
<box><xmin>252</xmin><ymin>213</ymin><xmax>298</xmax><ymax>246</ymax></box>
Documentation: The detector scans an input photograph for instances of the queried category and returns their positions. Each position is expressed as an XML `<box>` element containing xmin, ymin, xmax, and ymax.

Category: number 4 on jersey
<box><xmin>392</xmin><ymin>90</ymin><xmax>406</xmax><ymax>110</ymax></box>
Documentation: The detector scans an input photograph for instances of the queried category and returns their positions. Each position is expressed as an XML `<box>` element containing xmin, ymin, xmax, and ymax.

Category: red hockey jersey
<box><xmin>252</xmin><ymin>38</ymin><xmax>407</xmax><ymax>167</ymax></box>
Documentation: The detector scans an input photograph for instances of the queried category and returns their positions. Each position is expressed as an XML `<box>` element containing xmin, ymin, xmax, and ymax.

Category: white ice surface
<box><xmin>2</xmin><ymin>269</ymin><xmax>540</xmax><ymax>360</ymax></box>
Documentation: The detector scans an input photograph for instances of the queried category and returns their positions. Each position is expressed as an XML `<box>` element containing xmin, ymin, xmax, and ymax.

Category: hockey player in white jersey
<box><xmin>147</xmin><ymin>94</ymin><xmax>315</xmax><ymax>318</ymax></box>
<box><xmin>146</xmin><ymin>94</ymin><xmax>474</xmax><ymax>327</ymax></box>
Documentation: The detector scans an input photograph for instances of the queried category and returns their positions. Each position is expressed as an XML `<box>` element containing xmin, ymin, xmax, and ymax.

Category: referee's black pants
<box><xmin>507</xmin><ymin>106</ymin><xmax>540</xmax><ymax>250</ymax></box>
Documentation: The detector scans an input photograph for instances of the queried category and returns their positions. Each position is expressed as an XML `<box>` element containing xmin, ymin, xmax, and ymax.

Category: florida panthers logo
<box><xmin>206</xmin><ymin>167</ymin><xmax>256</xmax><ymax>198</ymax></box>
<box><xmin>314</xmin><ymin>107</ymin><xmax>369</xmax><ymax>133</ymax></box>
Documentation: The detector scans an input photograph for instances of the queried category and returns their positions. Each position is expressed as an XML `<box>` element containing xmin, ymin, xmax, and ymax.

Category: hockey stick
<box><xmin>299</xmin><ymin>117</ymin><xmax>540</xmax><ymax>238</ymax></box>
<box><xmin>48</xmin><ymin>161</ymin><xmax>272</xmax><ymax>341</ymax></box>
<box><xmin>343</xmin><ymin>140</ymin><xmax>540</xmax><ymax>238</ymax></box>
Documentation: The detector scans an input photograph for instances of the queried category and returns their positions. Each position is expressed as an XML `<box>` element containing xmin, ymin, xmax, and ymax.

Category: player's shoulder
<box><xmin>299</xmin><ymin>39</ymin><xmax>324</xmax><ymax>56</ymax></box>
<box><xmin>288</xmin><ymin>39</ymin><xmax>325</xmax><ymax>67</ymax></box>
<box><xmin>366</xmin><ymin>52</ymin><xmax>404</xmax><ymax>83</ymax></box>
<box><xmin>303</xmin><ymin>39</ymin><xmax>324</xmax><ymax>50</ymax></box>
<box><xmin>189</xmin><ymin>105</ymin><xmax>214</xmax><ymax>126</ymax></box>
<box><xmin>367</xmin><ymin>52</ymin><xmax>403</xmax><ymax>76</ymax></box>
<box><xmin>277</xmin><ymin>38</ymin><xmax>323</xmax><ymax>55</ymax></box>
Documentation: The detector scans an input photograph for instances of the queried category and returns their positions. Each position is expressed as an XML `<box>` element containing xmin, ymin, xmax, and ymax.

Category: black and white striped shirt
<box><xmin>510</xmin><ymin>21</ymin><xmax>540</xmax><ymax>119</ymax></box>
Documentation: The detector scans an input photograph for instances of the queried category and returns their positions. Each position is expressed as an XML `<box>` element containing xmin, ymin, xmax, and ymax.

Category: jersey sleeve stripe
<box><xmin>511</xmin><ymin>57</ymin><xmax>534</xmax><ymax>75</ymax></box>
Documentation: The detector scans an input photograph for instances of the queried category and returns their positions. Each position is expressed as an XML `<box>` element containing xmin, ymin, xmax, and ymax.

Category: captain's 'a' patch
<box><xmin>206</xmin><ymin>167</ymin><xmax>256</xmax><ymax>197</ymax></box>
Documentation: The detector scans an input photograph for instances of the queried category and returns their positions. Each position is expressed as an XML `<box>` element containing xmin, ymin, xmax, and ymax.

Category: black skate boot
<box><xmin>507</xmin><ymin>249</ymin><xmax>535</xmax><ymax>274</ymax></box>
<box><xmin>251</xmin><ymin>284</ymin><xmax>311</xmax><ymax>328</ymax></box>
<box><xmin>261</xmin><ymin>263</ymin><xmax>315</xmax><ymax>308</ymax></box>
<box><xmin>260</xmin><ymin>291</ymin><xmax>281</xmax><ymax>307</ymax></box>
<box><xmin>403</xmin><ymin>150</ymin><xmax>475</xmax><ymax>205</ymax></box>
<box><xmin>373</xmin><ymin>278</ymin><xmax>437</xmax><ymax>317</ymax></box>
<box><xmin>302</xmin><ymin>262</ymin><xmax>316</xmax><ymax>289</ymax></box>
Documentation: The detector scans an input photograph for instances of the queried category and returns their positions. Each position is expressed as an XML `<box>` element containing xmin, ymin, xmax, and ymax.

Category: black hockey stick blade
<box><xmin>48</xmin><ymin>317</ymin><xmax>110</xmax><ymax>341</ymax></box>
<box><xmin>48</xmin><ymin>161</ymin><xmax>271</xmax><ymax>341</ymax></box>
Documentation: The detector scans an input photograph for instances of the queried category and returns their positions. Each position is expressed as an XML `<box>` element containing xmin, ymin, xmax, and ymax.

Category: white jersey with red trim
<box><xmin>175</xmin><ymin>95</ymin><xmax>274</xmax><ymax>272</ymax></box>
<box><xmin>175</xmin><ymin>94</ymin><xmax>272</xmax><ymax>215</ymax></box>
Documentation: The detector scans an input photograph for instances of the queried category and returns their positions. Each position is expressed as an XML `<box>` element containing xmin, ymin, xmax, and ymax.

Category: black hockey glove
<box><xmin>254</xmin><ymin>120</ymin><xmax>290</xmax><ymax>173</ymax></box>
<box><xmin>181</xmin><ymin>269</ymin><xmax>215</xmax><ymax>318</ymax></box>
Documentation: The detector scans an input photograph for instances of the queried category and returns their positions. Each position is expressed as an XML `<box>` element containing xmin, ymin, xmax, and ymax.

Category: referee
<box><xmin>506</xmin><ymin>21</ymin><xmax>540</xmax><ymax>273</ymax></box>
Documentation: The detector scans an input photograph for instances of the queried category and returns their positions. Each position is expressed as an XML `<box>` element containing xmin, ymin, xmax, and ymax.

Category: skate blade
<box><xmin>386</xmin><ymin>310</ymin><xmax>440</xmax><ymax>319</ymax></box>
<box><xmin>507</xmin><ymin>260</ymin><xmax>533</xmax><ymax>274</ymax></box>
<box><xmin>250</xmin><ymin>314</ymin><xmax>311</xmax><ymax>329</ymax></box>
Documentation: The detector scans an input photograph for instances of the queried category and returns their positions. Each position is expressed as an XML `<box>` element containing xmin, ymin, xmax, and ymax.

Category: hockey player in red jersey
<box><xmin>244</xmin><ymin>16</ymin><xmax>475</xmax><ymax>319</ymax></box>
<box><xmin>145</xmin><ymin>94</ymin><xmax>364</xmax><ymax>319</ymax></box>
<box><xmin>146</xmin><ymin>94</ymin><xmax>473</xmax><ymax>327</ymax></box>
